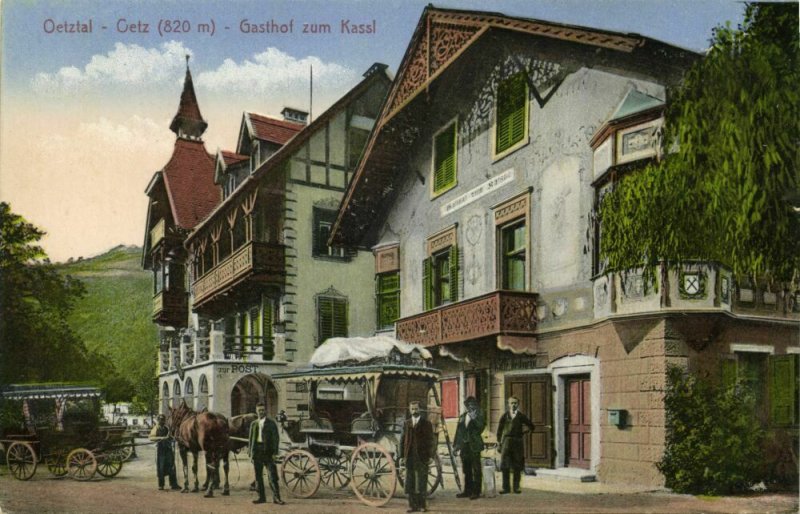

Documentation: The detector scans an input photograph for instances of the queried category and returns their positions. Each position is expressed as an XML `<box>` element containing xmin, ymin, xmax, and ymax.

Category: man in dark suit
<box><xmin>496</xmin><ymin>396</ymin><xmax>534</xmax><ymax>494</ymax></box>
<box><xmin>248</xmin><ymin>402</ymin><xmax>284</xmax><ymax>505</ymax></box>
<box><xmin>453</xmin><ymin>396</ymin><xmax>485</xmax><ymax>499</ymax></box>
<box><xmin>399</xmin><ymin>401</ymin><xmax>435</xmax><ymax>513</ymax></box>
<box><xmin>148</xmin><ymin>414</ymin><xmax>180</xmax><ymax>491</ymax></box>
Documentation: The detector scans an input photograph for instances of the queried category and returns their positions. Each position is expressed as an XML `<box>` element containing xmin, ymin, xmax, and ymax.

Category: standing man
<box><xmin>248</xmin><ymin>402</ymin><xmax>285</xmax><ymax>505</ymax></box>
<box><xmin>399</xmin><ymin>401</ymin><xmax>435</xmax><ymax>513</ymax></box>
<box><xmin>497</xmin><ymin>396</ymin><xmax>534</xmax><ymax>494</ymax></box>
<box><xmin>453</xmin><ymin>396</ymin><xmax>485</xmax><ymax>499</ymax></box>
<box><xmin>148</xmin><ymin>414</ymin><xmax>180</xmax><ymax>491</ymax></box>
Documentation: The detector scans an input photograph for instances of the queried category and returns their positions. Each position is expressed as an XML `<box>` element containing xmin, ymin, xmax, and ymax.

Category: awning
<box><xmin>273</xmin><ymin>364</ymin><xmax>440</xmax><ymax>384</ymax></box>
<box><xmin>1</xmin><ymin>384</ymin><xmax>103</xmax><ymax>401</ymax></box>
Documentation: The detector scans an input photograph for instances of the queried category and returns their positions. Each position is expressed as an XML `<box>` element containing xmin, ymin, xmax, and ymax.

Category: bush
<box><xmin>657</xmin><ymin>365</ymin><xmax>765</xmax><ymax>494</ymax></box>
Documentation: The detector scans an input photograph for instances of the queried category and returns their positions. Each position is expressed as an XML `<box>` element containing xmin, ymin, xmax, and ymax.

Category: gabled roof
<box><xmin>611</xmin><ymin>89</ymin><xmax>665</xmax><ymax>121</ymax></box>
<box><xmin>246</xmin><ymin>112</ymin><xmax>304</xmax><ymax>145</ymax></box>
<box><xmin>186</xmin><ymin>63</ymin><xmax>392</xmax><ymax>244</ymax></box>
<box><xmin>331</xmin><ymin>5</ymin><xmax>699</xmax><ymax>246</ymax></box>
<box><xmin>161</xmin><ymin>139</ymin><xmax>219</xmax><ymax>230</ymax></box>
<box><xmin>214</xmin><ymin>150</ymin><xmax>249</xmax><ymax>184</ymax></box>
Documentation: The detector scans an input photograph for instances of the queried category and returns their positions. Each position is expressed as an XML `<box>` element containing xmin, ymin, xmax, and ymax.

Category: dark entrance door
<box><xmin>565</xmin><ymin>374</ymin><xmax>591</xmax><ymax>469</ymax></box>
<box><xmin>506</xmin><ymin>375</ymin><xmax>552</xmax><ymax>468</ymax></box>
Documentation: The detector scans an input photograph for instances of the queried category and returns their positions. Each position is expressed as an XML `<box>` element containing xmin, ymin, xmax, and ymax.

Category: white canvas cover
<box><xmin>309</xmin><ymin>336</ymin><xmax>432</xmax><ymax>367</ymax></box>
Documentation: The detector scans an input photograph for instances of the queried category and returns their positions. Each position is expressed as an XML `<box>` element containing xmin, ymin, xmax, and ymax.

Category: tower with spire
<box><xmin>170</xmin><ymin>56</ymin><xmax>208</xmax><ymax>140</ymax></box>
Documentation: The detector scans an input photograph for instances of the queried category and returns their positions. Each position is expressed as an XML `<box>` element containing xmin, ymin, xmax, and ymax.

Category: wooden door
<box><xmin>507</xmin><ymin>375</ymin><xmax>552</xmax><ymax>468</ymax></box>
<box><xmin>565</xmin><ymin>375</ymin><xmax>591</xmax><ymax>469</ymax></box>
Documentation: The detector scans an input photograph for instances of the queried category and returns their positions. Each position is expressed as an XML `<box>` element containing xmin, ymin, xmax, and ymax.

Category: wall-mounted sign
<box><xmin>440</xmin><ymin>168</ymin><xmax>515</xmax><ymax>217</ymax></box>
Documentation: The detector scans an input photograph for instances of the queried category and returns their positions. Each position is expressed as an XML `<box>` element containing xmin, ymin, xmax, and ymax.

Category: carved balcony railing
<box><xmin>152</xmin><ymin>290</ymin><xmax>188</xmax><ymax>326</ymax></box>
<box><xmin>396</xmin><ymin>290</ymin><xmax>538</xmax><ymax>347</ymax></box>
<box><xmin>150</xmin><ymin>218</ymin><xmax>166</xmax><ymax>247</ymax></box>
<box><xmin>192</xmin><ymin>241</ymin><xmax>285</xmax><ymax>308</ymax></box>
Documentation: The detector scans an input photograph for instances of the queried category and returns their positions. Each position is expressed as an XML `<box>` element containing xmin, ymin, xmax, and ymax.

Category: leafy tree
<box><xmin>658</xmin><ymin>366</ymin><xmax>764</xmax><ymax>494</ymax></box>
<box><xmin>600</xmin><ymin>3</ymin><xmax>800</xmax><ymax>285</ymax></box>
<box><xmin>0</xmin><ymin>202</ymin><xmax>106</xmax><ymax>384</ymax></box>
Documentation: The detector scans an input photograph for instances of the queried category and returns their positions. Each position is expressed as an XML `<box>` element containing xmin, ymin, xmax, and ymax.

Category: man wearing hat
<box><xmin>453</xmin><ymin>396</ymin><xmax>485</xmax><ymax>499</ymax></box>
<box><xmin>497</xmin><ymin>396</ymin><xmax>535</xmax><ymax>494</ymax></box>
<box><xmin>148</xmin><ymin>414</ymin><xmax>180</xmax><ymax>490</ymax></box>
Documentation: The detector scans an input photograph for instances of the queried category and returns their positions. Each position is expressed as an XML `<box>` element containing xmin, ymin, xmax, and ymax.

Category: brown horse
<box><xmin>167</xmin><ymin>401</ymin><xmax>230</xmax><ymax>497</ymax></box>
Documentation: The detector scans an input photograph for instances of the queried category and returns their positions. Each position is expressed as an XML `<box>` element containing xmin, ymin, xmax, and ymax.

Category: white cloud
<box><xmin>195</xmin><ymin>47</ymin><xmax>357</xmax><ymax>95</ymax></box>
<box><xmin>31</xmin><ymin>41</ymin><xmax>191</xmax><ymax>95</ymax></box>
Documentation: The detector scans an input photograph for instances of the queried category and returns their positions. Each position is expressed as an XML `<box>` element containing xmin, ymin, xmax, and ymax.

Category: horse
<box><xmin>167</xmin><ymin>401</ymin><xmax>230</xmax><ymax>497</ymax></box>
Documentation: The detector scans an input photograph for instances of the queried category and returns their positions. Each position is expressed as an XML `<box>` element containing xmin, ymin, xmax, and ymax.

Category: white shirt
<box><xmin>510</xmin><ymin>410</ymin><xmax>518</xmax><ymax>419</ymax></box>
<box><xmin>257</xmin><ymin>417</ymin><xmax>266</xmax><ymax>442</ymax></box>
<box><xmin>412</xmin><ymin>415</ymin><xmax>420</xmax><ymax>427</ymax></box>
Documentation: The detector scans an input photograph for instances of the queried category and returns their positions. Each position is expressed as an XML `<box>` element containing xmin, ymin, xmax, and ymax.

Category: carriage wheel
<box><xmin>46</xmin><ymin>448</ymin><xmax>68</xmax><ymax>477</ymax></box>
<box><xmin>397</xmin><ymin>453</ymin><xmax>443</xmax><ymax>497</ymax></box>
<box><xmin>7</xmin><ymin>442</ymin><xmax>37</xmax><ymax>480</ymax></box>
<box><xmin>118</xmin><ymin>439</ymin><xmax>134</xmax><ymax>462</ymax></box>
<box><xmin>349</xmin><ymin>442</ymin><xmax>397</xmax><ymax>507</ymax></box>
<box><xmin>96</xmin><ymin>452</ymin><xmax>123</xmax><ymax>478</ymax></box>
<box><xmin>280</xmin><ymin>449</ymin><xmax>321</xmax><ymax>498</ymax></box>
<box><xmin>66</xmin><ymin>448</ymin><xmax>97</xmax><ymax>481</ymax></box>
<box><xmin>319</xmin><ymin>450</ymin><xmax>351</xmax><ymax>490</ymax></box>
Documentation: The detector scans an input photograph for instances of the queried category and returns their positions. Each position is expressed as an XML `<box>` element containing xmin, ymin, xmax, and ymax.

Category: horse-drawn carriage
<box><xmin>273</xmin><ymin>336</ymin><xmax>461</xmax><ymax>507</ymax></box>
<box><xmin>0</xmin><ymin>384</ymin><xmax>133</xmax><ymax>481</ymax></box>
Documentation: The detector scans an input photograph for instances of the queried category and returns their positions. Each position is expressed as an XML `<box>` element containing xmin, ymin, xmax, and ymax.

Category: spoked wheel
<box><xmin>96</xmin><ymin>451</ymin><xmax>123</xmax><ymax>478</ymax></box>
<box><xmin>349</xmin><ymin>442</ymin><xmax>397</xmax><ymax>507</ymax></box>
<box><xmin>46</xmin><ymin>448</ymin><xmax>68</xmax><ymax>477</ymax></box>
<box><xmin>66</xmin><ymin>448</ymin><xmax>97</xmax><ymax>481</ymax></box>
<box><xmin>117</xmin><ymin>440</ymin><xmax>134</xmax><ymax>462</ymax></box>
<box><xmin>7</xmin><ymin>442</ymin><xmax>37</xmax><ymax>480</ymax></box>
<box><xmin>280</xmin><ymin>449</ymin><xmax>321</xmax><ymax>498</ymax></box>
<box><xmin>319</xmin><ymin>450</ymin><xmax>351</xmax><ymax>490</ymax></box>
<box><xmin>398</xmin><ymin>453</ymin><xmax>443</xmax><ymax>496</ymax></box>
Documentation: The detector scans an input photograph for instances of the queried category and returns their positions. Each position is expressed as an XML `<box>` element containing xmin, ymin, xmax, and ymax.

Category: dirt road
<box><xmin>0</xmin><ymin>439</ymin><xmax>796</xmax><ymax>514</ymax></box>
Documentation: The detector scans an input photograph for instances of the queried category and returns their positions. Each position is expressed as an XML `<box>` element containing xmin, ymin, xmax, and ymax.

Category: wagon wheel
<box><xmin>397</xmin><ymin>453</ymin><xmax>443</xmax><ymax>497</ymax></box>
<box><xmin>280</xmin><ymin>449</ymin><xmax>321</xmax><ymax>498</ymax></box>
<box><xmin>349</xmin><ymin>442</ymin><xmax>397</xmax><ymax>507</ymax></box>
<box><xmin>6</xmin><ymin>442</ymin><xmax>37</xmax><ymax>480</ymax></box>
<box><xmin>66</xmin><ymin>448</ymin><xmax>97</xmax><ymax>481</ymax></box>
<box><xmin>319</xmin><ymin>449</ymin><xmax>351</xmax><ymax>490</ymax></box>
<box><xmin>96</xmin><ymin>451</ymin><xmax>123</xmax><ymax>478</ymax></box>
<box><xmin>116</xmin><ymin>439</ymin><xmax>134</xmax><ymax>462</ymax></box>
<box><xmin>46</xmin><ymin>448</ymin><xmax>69</xmax><ymax>477</ymax></box>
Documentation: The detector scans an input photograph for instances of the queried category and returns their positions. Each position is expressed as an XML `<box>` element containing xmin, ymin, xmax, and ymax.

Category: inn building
<box><xmin>143</xmin><ymin>60</ymin><xmax>392</xmax><ymax>419</ymax></box>
<box><xmin>331</xmin><ymin>6</ymin><xmax>800</xmax><ymax>486</ymax></box>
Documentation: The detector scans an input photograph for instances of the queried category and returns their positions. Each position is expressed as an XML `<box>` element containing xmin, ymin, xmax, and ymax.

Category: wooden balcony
<box><xmin>192</xmin><ymin>241</ymin><xmax>284</xmax><ymax>308</ymax></box>
<box><xmin>153</xmin><ymin>290</ymin><xmax>188</xmax><ymax>327</ymax></box>
<box><xmin>396</xmin><ymin>290</ymin><xmax>538</xmax><ymax>347</ymax></box>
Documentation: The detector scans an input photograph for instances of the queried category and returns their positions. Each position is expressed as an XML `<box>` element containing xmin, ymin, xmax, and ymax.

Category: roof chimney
<box><xmin>281</xmin><ymin>107</ymin><xmax>309</xmax><ymax>125</ymax></box>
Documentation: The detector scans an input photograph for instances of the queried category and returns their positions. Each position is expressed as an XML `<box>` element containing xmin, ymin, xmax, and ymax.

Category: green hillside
<box><xmin>59</xmin><ymin>245</ymin><xmax>158</xmax><ymax>411</ymax></box>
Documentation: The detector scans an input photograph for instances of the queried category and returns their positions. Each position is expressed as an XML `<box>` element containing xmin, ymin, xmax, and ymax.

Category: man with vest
<box><xmin>496</xmin><ymin>396</ymin><xmax>534</xmax><ymax>494</ymax></box>
<box><xmin>453</xmin><ymin>396</ymin><xmax>485</xmax><ymax>499</ymax></box>
<box><xmin>248</xmin><ymin>402</ymin><xmax>284</xmax><ymax>505</ymax></box>
<box><xmin>148</xmin><ymin>414</ymin><xmax>180</xmax><ymax>491</ymax></box>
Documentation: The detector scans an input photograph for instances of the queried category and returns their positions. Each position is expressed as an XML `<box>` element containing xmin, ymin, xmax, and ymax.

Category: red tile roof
<box><xmin>247</xmin><ymin>113</ymin><xmax>303</xmax><ymax>145</ymax></box>
<box><xmin>161</xmin><ymin>139</ymin><xmax>219</xmax><ymax>230</ymax></box>
<box><xmin>220</xmin><ymin>150</ymin><xmax>248</xmax><ymax>166</ymax></box>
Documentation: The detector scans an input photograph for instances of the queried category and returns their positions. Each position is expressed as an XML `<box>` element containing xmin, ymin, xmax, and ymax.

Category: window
<box><xmin>153</xmin><ymin>261</ymin><xmax>164</xmax><ymax>294</ymax></box>
<box><xmin>500</xmin><ymin>220</ymin><xmax>526</xmax><ymax>290</ymax></box>
<box><xmin>318</xmin><ymin>295</ymin><xmax>348</xmax><ymax>345</ymax></box>
<box><xmin>723</xmin><ymin>352</ymin><xmax>799</xmax><ymax>427</ymax></box>
<box><xmin>494</xmin><ymin>72</ymin><xmax>529</xmax><ymax>157</ymax></box>
<box><xmin>441</xmin><ymin>378</ymin><xmax>459</xmax><ymax>419</ymax></box>
<box><xmin>423</xmin><ymin>246</ymin><xmax>458</xmax><ymax>310</ymax></box>
<box><xmin>433</xmin><ymin>121</ymin><xmax>457</xmax><ymax>196</ymax></box>
<box><xmin>376</xmin><ymin>272</ymin><xmax>400</xmax><ymax>329</ymax></box>
<box><xmin>313</xmin><ymin>208</ymin><xmax>346</xmax><ymax>259</ymax></box>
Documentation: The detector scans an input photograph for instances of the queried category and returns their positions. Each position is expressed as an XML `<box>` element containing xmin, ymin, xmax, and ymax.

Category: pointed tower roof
<box><xmin>170</xmin><ymin>56</ymin><xmax>208</xmax><ymax>139</ymax></box>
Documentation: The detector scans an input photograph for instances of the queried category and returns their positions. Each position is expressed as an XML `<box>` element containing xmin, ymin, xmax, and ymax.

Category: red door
<box><xmin>566</xmin><ymin>375</ymin><xmax>591</xmax><ymax>469</ymax></box>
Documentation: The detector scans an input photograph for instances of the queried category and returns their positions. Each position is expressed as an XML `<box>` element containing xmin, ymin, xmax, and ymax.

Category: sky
<box><xmin>0</xmin><ymin>0</ymin><xmax>750</xmax><ymax>262</ymax></box>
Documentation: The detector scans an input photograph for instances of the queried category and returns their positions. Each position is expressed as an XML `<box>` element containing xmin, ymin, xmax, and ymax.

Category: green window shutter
<box><xmin>433</xmin><ymin>123</ymin><xmax>457</xmax><ymax>194</ymax></box>
<box><xmin>422</xmin><ymin>258</ymin><xmax>432</xmax><ymax>311</ymax></box>
<box><xmin>319</xmin><ymin>297</ymin><xmax>333</xmax><ymax>344</ymax></box>
<box><xmin>262</xmin><ymin>298</ymin><xmax>274</xmax><ymax>361</ymax></box>
<box><xmin>449</xmin><ymin>245</ymin><xmax>459</xmax><ymax>303</ymax></box>
<box><xmin>721</xmin><ymin>358</ymin><xmax>737</xmax><ymax>389</ymax></box>
<box><xmin>769</xmin><ymin>354</ymin><xmax>797</xmax><ymax>426</ymax></box>
<box><xmin>333</xmin><ymin>298</ymin><xmax>348</xmax><ymax>338</ymax></box>
<box><xmin>496</xmin><ymin>72</ymin><xmax>528</xmax><ymax>154</ymax></box>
